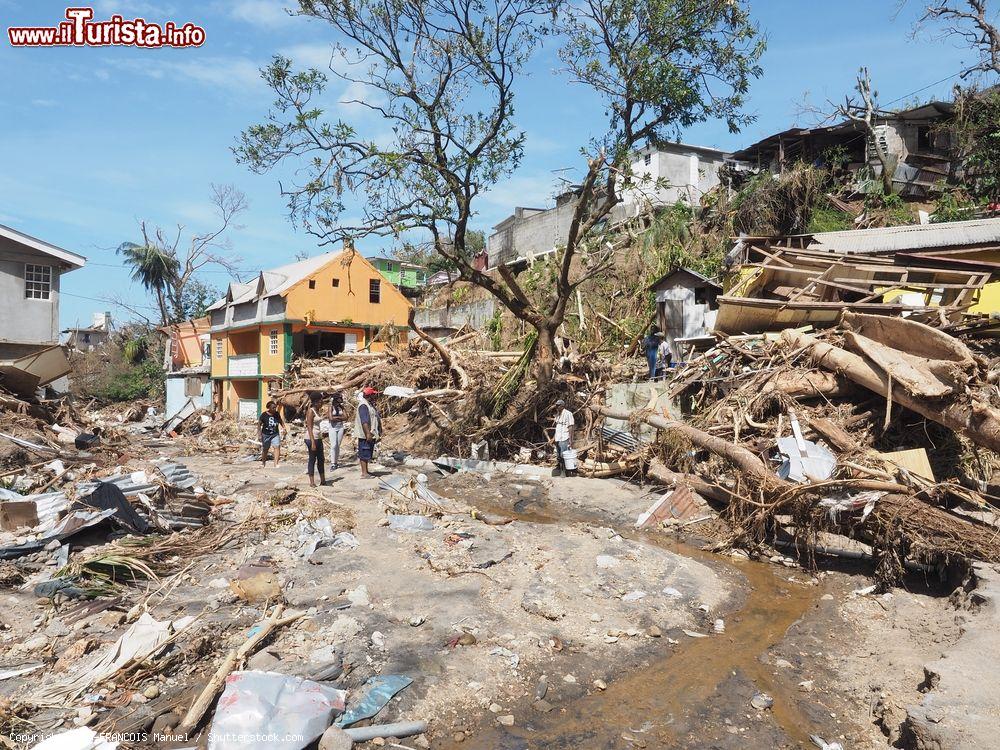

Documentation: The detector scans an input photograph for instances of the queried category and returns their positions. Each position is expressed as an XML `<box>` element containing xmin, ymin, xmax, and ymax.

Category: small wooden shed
<box><xmin>648</xmin><ymin>268</ymin><xmax>721</xmax><ymax>362</ymax></box>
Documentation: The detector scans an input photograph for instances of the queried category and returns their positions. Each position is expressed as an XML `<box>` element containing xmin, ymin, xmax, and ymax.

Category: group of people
<box><xmin>257</xmin><ymin>387</ymin><xmax>383</xmax><ymax>486</ymax></box>
<box><xmin>642</xmin><ymin>327</ymin><xmax>673</xmax><ymax>381</ymax></box>
<box><xmin>258</xmin><ymin>385</ymin><xmax>581</xmax><ymax>483</ymax></box>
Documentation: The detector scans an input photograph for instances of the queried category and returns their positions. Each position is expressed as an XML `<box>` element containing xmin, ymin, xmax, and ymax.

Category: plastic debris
<box><xmin>207</xmin><ymin>671</ymin><xmax>347</xmax><ymax>750</ymax></box>
<box><xmin>388</xmin><ymin>514</ymin><xmax>435</xmax><ymax>532</ymax></box>
<box><xmin>336</xmin><ymin>674</ymin><xmax>413</xmax><ymax>727</ymax></box>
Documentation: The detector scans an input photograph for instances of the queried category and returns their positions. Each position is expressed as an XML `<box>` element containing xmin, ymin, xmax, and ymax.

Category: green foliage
<box><xmin>178</xmin><ymin>279</ymin><xmax>220</xmax><ymax>320</ymax></box>
<box><xmin>559</xmin><ymin>0</ymin><xmax>765</xmax><ymax>157</ymax></box>
<box><xmin>932</xmin><ymin>185</ymin><xmax>977</xmax><ymax>223</ymax></box>
<box><xmin>863</xmin><ymin>191</ymin><xmax>913</xmax><ymax>226</ymax></box>
<box><xmin>807</xmin><ymin>203</ymin><xmax>854</xmax><ymax>233</ymax></box>
<box><xmin>92</xmin><ymin>360</ymin><xmax>164</xmax><ymax>403</ymax></box>
<box><xmin>955</xmin><ymin>91</ymin><xmax>1000</xmax><ymax>202</ymax></box>
<box><xmin>485</xmin><ymin>310</ymin><xmax>503</xmax><ymax>351</ymax></box>
<box><xmin>722</xmin><ymin>163</ymin><xmax>829</xmax><ymax>236</ymax></box>
<box><xmin>122</xmin><ymin>336</ymin><xmax>149</xmax><ymax>365</ymax></box>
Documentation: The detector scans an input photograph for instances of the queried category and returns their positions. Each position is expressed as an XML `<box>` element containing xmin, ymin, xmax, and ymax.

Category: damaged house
<box><xmin>206</xmin><ymin>246</ymin><xmax>412</xmax><ymax>417</ymax></box>
<box><xmin>716</xmin><ymin>216</ymin><xmax>1000</xmax><ymax>335</ymax></box>
<box><xmin>0</xmin><ymin>223</ymin><xmax>86</xmax><ymax>395</ymax></box>
<box><xmin>731</xmin><ymin>101</ymin><xmax>957</xmax><ymax>199</ymax></box>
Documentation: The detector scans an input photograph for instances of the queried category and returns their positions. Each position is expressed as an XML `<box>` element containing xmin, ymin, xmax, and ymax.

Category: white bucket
<box><xmin>561</xmin><ymin>448</ymin><xmax>578</xmax><ymax>471</ymax></box>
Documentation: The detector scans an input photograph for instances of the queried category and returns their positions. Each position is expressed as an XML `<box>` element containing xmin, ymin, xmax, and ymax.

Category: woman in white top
<box><xmin>303</xmin><ymin>392</ymin><xmax>326</xmax><ymax>486</ymax></box>
<box><xmin>327</xmin><ymin>390</ymin><xmax>347</xmax><ymax>471</ymax></box>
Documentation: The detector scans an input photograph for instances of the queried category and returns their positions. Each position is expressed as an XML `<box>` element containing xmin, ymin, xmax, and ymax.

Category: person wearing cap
<box><xmin>642</xmin><ymin>327</ymin><xmax>663</xmax><ymax>381</ymax></box>
<box><xmin>552</xmin><ymin>398</ymin><xmax>575</xmax><ymax>477</ymax></box>
<box><xmin>355</xmin><ymin>386</ymin><xmax>382</xmax><ymax>478</ymax></box>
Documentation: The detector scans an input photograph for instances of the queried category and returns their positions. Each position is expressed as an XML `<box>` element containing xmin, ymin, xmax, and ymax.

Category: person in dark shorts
<box><xmin>355</xmin><ymin>387</ymin><xmax>382</xmax><ymax>479</ymax></box>
<box><xmin>258</xmin><ymin>401</ymin><xmax>286</xmax><ymax>467</ymax></box>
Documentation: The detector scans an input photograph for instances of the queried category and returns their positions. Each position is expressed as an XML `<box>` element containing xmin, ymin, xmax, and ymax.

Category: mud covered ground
<box><xmin>0</xmin><ymin>435</ymin><xmax>985</xmax><ymax>749</ymax></box>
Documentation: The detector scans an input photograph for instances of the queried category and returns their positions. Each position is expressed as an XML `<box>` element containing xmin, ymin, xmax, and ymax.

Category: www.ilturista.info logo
<box><xmin>7</xmin><ymin>7</ymin><xmax>206</xmax><ymax>48</ymax></box>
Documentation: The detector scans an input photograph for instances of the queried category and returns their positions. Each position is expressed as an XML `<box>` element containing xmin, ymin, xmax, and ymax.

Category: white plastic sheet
<box><xmin>207</xmin><ymin>671</ymin><xmax>347</xmax><ymax>750</ymax></box>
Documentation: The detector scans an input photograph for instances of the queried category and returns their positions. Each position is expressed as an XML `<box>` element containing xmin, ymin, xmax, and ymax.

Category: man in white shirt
<box><xmin>552</xmin><ymin>399</ymin><xmax>575</xmax><ymax>477</ymax></box>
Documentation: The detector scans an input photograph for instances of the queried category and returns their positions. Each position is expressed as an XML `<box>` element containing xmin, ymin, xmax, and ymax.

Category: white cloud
<box><xmin>229</xmin><ymin>0</ymin><xmax>296</xmax><ymax>27</ymax></box>
<box><xmin>106</xmin><ymin>56</ymin><xmax>263</xmax><ymax>92</ymax></box>
<box><xmin>31</xmin><ymin>99</ymin><xmax>57</xmax><ymax>108</ymax></box>
<box><xmin>280</xmin><ymin>42</ymin><xmax>338</xmax><ymax>70</ymax></box>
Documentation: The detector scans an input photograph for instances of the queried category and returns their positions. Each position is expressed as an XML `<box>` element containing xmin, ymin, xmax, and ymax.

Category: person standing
<box><xmin>303</xmin><ymin>393</ymin><xmax>326</xmax><ymax>487</ymax></box>
<box><xmin>355</xmin><ymin>387</ymin><xmax>382</xmax><ymax>479</ymax></box>
<box><xmin>656</xmin><ymin>336</ymin><xmax>673</xmax><ymax>379</ymax></box>
<box><xmin>259</xmin><ymin>401</ymin><xmax>286</xmax><ymax>467</ymax></box>
<box><xmin>642</xmin><ymin>328</ymin><xmax>663</xmax><ymax>380</ymax></box>
<box><xmin>327</xmin><ymin>391</ymin><xmax>347</xmax><ymax>471</ymax></box>
<box><xmin>552</xmin><ymin>398</ymin><xmax>575</xmax><ymax>477</ymax></box>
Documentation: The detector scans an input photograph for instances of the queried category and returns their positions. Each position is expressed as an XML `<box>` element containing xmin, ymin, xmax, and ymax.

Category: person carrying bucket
<box><xmin>552</xmin><ymin>398</ymin><xmax>577</xmax><ymax>477</ymax></box>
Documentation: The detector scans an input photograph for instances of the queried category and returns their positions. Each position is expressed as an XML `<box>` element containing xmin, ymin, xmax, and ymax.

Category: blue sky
<box><xmin>0</xmin><ymin>0</ymin><xmax>987</xmax><ymax>330</ymax></box>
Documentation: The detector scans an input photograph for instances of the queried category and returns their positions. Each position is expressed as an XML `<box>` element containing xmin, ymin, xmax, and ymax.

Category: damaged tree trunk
<box><xmin>407</xmin><ymin>308</ymin><xmax>469</xmax><ymax>389</ymax></box>
<box><xmin>783</xmin><ymin>330</ymin><xmax>1000</xmax><ymax>453</ymax></box>
<box><xmin>596</xmin><ymin>406</ymin><xmax>781</xmax><ymax>491</ymax></box>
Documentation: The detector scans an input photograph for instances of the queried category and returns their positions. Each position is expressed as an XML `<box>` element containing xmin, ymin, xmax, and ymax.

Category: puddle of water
<box><xmin>435</xmin><ymin>477</ymin><xmax>819</xmax><ymax>749</ymax></box>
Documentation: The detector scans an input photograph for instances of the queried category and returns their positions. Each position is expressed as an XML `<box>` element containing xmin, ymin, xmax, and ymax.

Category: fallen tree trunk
<box><xmin>783</xmin><ymin>330</ymin><xmax>1000</xmax><ymax>453</ymax></box>
<box><xmin>764</xmin><ymin>370</ymin><xmax>855</xmax><ymax>399</ymax></box>
<box><xmin>597</xmin><ymin>406</ymin><xmax>781</xmax><ymax>491</ymax></box>
<box><xmin>598</xmin><ymin>405</ymin><xmax>1000</xmax><ymax>566</ymax></box>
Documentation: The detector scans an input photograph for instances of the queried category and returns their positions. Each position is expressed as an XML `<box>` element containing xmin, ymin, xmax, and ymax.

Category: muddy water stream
<box><xmin>441</xmin><ymin>486</ymin><xmax>819</xmax><ymax>749</ymax></box>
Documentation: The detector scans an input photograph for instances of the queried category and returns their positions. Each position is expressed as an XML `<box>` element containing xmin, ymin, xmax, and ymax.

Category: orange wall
<box><xmin>284</xmin><ymin>251</ymin><xmax>412</xmax><ymax>329</ymax></box>
<box><xmin>259</xmin><ymin>326</ymin><xmax>285</xmax><ymax>376</ymax></box>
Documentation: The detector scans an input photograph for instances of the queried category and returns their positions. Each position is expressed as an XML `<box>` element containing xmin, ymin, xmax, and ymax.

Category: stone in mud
<box><xmin>533</xmin><ymin>699</ymin><xmax>554</xmax><ymax>713</ymax></box>
<box><xmin>318</xmin><ymin>726</ymin><xmax>353</xmax><ymax>750</ymax></box>
<box><xmin>521</xmin><ymin>580</ymin><xmax>565</xmax><ymax>621</ymax></box>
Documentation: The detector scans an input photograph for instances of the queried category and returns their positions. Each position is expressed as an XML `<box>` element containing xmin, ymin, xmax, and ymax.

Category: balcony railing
<box><xmin>228</xmin><ymin>354</ymin><xmax>259</xmax><ymax>377</ymax></box>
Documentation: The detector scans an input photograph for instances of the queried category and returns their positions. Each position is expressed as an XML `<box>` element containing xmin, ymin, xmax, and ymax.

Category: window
<box><xmin>25</xmin><ymin>264</ymin><xmax>52</xmax><ymax>300</ymax></box>
<box><xmin>82</xmin><ymin>333</ymin><xmax>91</xmax><ymax>344</ymax></box>
<box><xmin>269</xmin><ymin>329</ymin><xmax>279</xmax><ymax>356</ymax></box>
<box><xmin>308</xmin><ymin>279</ymin><xmax>316</xmax><ymax>289</ymax></box>
<box><xmin>386</xmin><ymin>262</ymin><xmax>395</xmax><ymax>272</ymax></box>
<box><xmin>643</xmin><ymin>152</ymin><xmax>651</xmax><ymax>166</ymax></box>
<box><xmin>215</xmin><ymin>339</ymin><xmax>223</xmax><ymax>359</ymax></box>
<box><xmin>369</xmin><ymin>278</ymin><xmax>381</xmax><ymax>304</ymax></box>
<box><xmin>332</xmin><ymin>278</ymin><xmax>340</xmax><ymax>288</ymax></box>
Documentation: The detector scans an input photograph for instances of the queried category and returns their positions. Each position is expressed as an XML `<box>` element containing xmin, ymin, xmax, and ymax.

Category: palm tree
<box><xmin>117</xmin><ymin>242</ymin><xmax>179</xmax><ymax>326</ymax></box>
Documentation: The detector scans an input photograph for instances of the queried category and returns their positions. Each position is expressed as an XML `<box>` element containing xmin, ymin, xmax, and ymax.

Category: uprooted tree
<box><xmin>236</xmin><ymin>0</ymin><xmax>763</xmax><ymax>393</ymax></box>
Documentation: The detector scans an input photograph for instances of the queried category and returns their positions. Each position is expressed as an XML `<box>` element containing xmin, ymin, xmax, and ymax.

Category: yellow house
<box><xmin>206</xmin><ymin>247</ymin><xmax>412</xmax><ymax>417</ymax></box>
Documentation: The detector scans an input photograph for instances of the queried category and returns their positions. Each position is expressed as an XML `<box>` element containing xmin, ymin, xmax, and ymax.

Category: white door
<box><xmin>238</xmin><ymin>399</ymin><xmax>258</xmax><ymax>420</ymax></box>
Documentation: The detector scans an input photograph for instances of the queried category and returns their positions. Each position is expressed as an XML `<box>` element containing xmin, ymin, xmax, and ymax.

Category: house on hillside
<box><xmin>649</xmin><ymin>268</ymin><xmax>722</xmax><ymax>363</ymax></box>
<box><xmin>206</xmin><ymin>245</ymin><xmax>412</xmax><ymax>418</ymax></box>
<box><xmin>623</xmin><ymin>143</ymin><xmax>729</xmax><ymax>210</ymax></box>
<box><xmin>369</xmin><ymin>256</ymin><xmax>428</xmax><ymax>296</ymax></box>
<box><xmin>731</xmin><ymin>101</ymin><xmax>958</xmax><ymax>199</ymax></box>
<box><xmin>0</xmin><ymin>223</ymin><xmax>86</xmax><ymax>395</ymax></box>
<box><xmin>487</xmin><ymin>143</ymin><xmax>729</xmax><ymax>268</ymax></box>
<box><xmin>63</xmin><ymin>312</ymin><xmax>113</xmax><ymax>352</ymax></box>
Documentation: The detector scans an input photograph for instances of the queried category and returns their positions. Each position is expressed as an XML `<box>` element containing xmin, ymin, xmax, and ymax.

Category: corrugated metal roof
<box><xmin>809</xmin><ymin>217</ymin><xmax>1000</xmax><ymax>255</ymax></box>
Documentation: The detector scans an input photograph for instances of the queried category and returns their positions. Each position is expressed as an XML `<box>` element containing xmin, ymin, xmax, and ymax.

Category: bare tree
<box><xmin>237</xmin><ymin>0</ymin><xmax>763</xmax><ymax>386</ymax></box>
<box><xmin>119</xmin><ymin>184</ymin><xmax>247</xmax><ymax>325</ymax></box>
<box><xmin>919</xmin><ymin>0</ymin><xmax>1000</xmax><ymax>78</ymax></box>
<box><xmin>835</xmin><ymin>67</ymin><xmax>898</xmax><ymax>196</ymax></box>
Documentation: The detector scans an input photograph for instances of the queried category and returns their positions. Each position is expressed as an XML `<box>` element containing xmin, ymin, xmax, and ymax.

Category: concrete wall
<box><xmin>413</xmin><ymin>299</ymin><xmax>497</xmax><ymax>333</ymax></box>
<box><xmin>165</xmin><ymin>373</ymin><xmax>213</xmax><ymax>421</ymax></box>
<box><xmin>488</xmin><ymin>205</ymin><xmax>573</xmax><ymax>266</ymax></box>
<box><xmin>0</xmin><ymin>238</ymin><xmax>63</xmax><ymax>345</ymax></box>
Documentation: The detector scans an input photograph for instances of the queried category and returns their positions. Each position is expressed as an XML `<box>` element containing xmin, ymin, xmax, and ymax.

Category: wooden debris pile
<box><xmin>600</xmin><ymin>312</ymin><xmax>1000</xmax><ymax>585</ymax></box>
